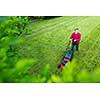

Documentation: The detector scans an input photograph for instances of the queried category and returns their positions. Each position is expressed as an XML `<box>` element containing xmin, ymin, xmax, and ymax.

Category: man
<box><xmin>70</xmin><ymin>28</ymin><xmax>81</xmax><ymax>51</ymax></box>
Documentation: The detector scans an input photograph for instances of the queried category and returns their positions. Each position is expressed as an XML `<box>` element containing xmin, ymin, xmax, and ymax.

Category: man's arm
<box><xmin>69</xmin><ymin>33</ymin><xmax>74</xmax><ymax>41</ymax></box>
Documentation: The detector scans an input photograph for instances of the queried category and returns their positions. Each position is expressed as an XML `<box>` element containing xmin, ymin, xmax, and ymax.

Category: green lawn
<box><xmin>18</xmin><ymin>16</ymin><xmax>100</xmax><ymax>75</ymax></box>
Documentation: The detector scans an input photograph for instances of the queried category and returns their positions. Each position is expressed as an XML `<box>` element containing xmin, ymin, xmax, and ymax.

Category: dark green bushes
<box><xmin>28</xmin><ymin>16</ymin><xmax>61</xmax><ymax>20</ymax></box>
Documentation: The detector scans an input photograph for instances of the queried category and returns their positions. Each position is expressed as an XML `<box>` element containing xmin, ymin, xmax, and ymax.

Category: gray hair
<box><xmin>74</xmin><ymin>28</ymin><xmax>79</xmax><ymax>31</ymax></box>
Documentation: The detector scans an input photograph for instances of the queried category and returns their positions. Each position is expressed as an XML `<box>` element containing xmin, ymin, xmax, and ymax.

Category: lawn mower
<box><xmin>53</xmin><ymin>41</ymin><xmax>74</xmax><ymax>75</ymax></box>
<box><xmin>58</xmin><ymin>41</ymin><xmax>74</xmax><ymax>70</ymax></box>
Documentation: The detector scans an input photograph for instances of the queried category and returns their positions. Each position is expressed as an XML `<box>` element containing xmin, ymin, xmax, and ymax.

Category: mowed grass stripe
<box><xmin>78</xmin><ymin>17</ymin><xmax>100</xmax><ymax>59</ymax></box>
<box><xmin>26</xmin><ymin>17</ymin><xmax>87</xmax><ymax>39</ymax></box>
<box><xmin>76</xmin><ymin>27</ymin><xmax>100</xmax><ymax>72</ymax></box>
<box><xmin>27</xmin><ymin>16</ymin><xmax>77</xmax><ymax>33</ymax></box>
<box><xmin>19</xmin><ymin>17</ymin><xmax>92</xmax><ymax>72</ymax></box>
<box><xmin>26</xmin><ymin>17</ymin><xmax>74</xmax><ymax>37</ymax></box>
<box><xmin>28</xmin><ymin>17</ymin><xmax>93</xmax><ymax>73</ymax></box>
<box><xmin>19</xmin><ymin>16</ymin><xmax>100</xmax><ymax>75</ymax></box>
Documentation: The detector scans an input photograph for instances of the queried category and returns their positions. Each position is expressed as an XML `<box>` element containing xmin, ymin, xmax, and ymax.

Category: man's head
<box><xmin>74</xmin><ymin>28</ymin><xmax>79</xmax><ymax>33</ymax></box>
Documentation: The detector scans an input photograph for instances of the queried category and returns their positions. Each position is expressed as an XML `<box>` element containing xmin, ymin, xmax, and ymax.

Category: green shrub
<box><xmin>0</xmin><ymin>16</ymin><xmax>33</xmax><ymax>82</ymax></box>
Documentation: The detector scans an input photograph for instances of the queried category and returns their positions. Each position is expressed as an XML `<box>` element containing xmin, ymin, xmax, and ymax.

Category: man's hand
<box><xmin>74</xmin><ymin>39</ymin><xmax>77</xmax><ymax>42</ymax></box>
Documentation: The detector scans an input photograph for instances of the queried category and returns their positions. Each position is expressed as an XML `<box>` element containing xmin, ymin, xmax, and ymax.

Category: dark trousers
<box><xmin>71</xmin><ymin>44</ymin><xmax>79</xmax><ymax>51</ymax></box>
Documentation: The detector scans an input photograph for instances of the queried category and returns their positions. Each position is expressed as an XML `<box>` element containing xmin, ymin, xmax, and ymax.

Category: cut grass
<box><xmin>18</xmin><ymin>16</ymin><xmax>100</xmax><ymax>75</ymax></box>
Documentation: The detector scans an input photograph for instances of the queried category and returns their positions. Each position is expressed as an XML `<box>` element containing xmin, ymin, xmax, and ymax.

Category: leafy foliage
<box><xmin>0</xmin><ymin>16</ymin><xmax>34</xmax><ymax>82</ymax></box>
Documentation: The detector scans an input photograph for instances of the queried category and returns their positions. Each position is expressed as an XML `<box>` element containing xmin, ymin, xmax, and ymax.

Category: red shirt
<box><xmin>70</xmin><ymin>32</ymin><xmax>81</xmax><ymax>44</ymax></box>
